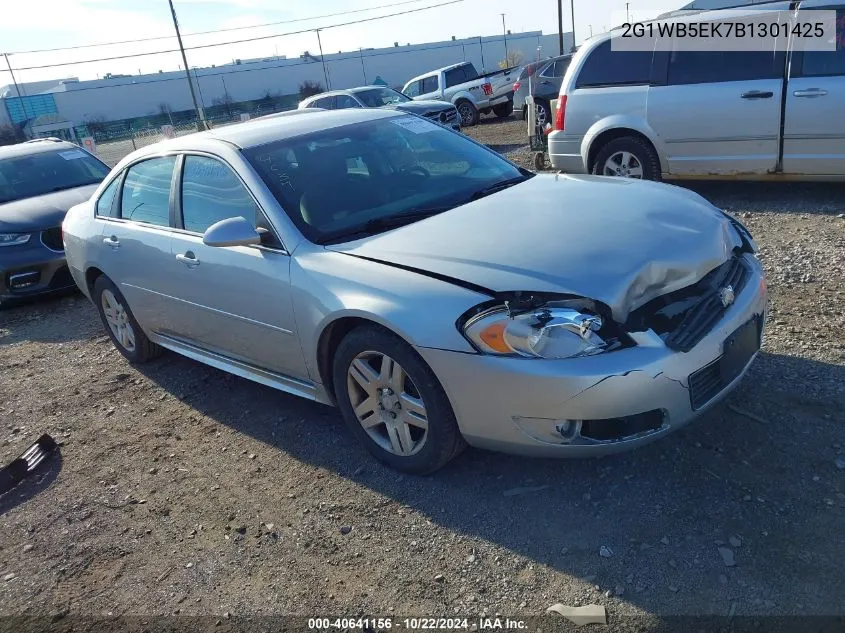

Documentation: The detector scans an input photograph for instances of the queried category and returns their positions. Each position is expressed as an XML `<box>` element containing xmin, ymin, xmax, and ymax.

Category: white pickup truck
<box><xmin>402</xmin><ymin>62</ymin><xmax>519</xmax><ymax>127</ymax></box>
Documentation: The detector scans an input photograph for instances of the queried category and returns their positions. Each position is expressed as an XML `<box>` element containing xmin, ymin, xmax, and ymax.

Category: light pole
<box><xmin>2</xmin><ymin>53</ymin><xmax>31</xmax><ymax>122</ymax></box>
<box><xmin>500</xmin><ymin>14</ymin><xmax>508</xmax><ymax>62</ymax></box>
<box><xmin>626</xmin><ymin>3</ymin><xmax>631</xmax><ymax>23</ymax></box>
<box><xmin>359</xmin><ymin>48</ymin><xmax>367</xmax><ymax>84</ymax></box>
<box><xmin>315</xmin><ymin>29</ymin><xmax>331</xmax><ymax>90</ymax></box>
<box><xmin>570</xmin><ymin>0</ymin><xmax>577</xmax><ymax>52</ymax></box>
<box><xmin>478</xmin><ymin>36</ymin><xmax>486</xmax><ymax>72</ymax></box>
<box><xmin>167</xmin><ymin>0</ymin><xmax>207</xmax><ymax>130</ymax></box>
<box><xmin>557</xmin><ymin>0</ymin><xmax>564</xmax><ymax>55</ymax></box>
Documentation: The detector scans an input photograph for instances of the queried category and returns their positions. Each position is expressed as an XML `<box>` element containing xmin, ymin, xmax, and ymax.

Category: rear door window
<box><xmin>421</xmin><ymin>75</ymin><xmax>439</xmax><ymax>93</ymax></box>
<box><xmin>666</xmin><ymin>49</ymin><xmax>783</xmax><ymax>85</ymax></box>
<box><xmin>798</xmin><ymin>8</ymin><xmax>845</xmax><ymax>76</ymax></box>
<box><xmin>335</xmin><ymin>94</ymin><xmax>362</xmax><ymax>109</ymax></box>
<box><xmin>119</xmin><ymin>156</ymin><xmax>176</xmax><ymax>227</ymax></box>
<box><xmin>444</xmin><ymin>66</ymin><xmax>466</xmax><ymax>87</ymax></box>
<box><xmin>575</xmin><ymin>40</ymin><xmax>653</xmax><ymax>87</ymax></box>
<box><xmin>312</xmin><ymin>96</ymin><xmax>336</xmax><ymax>109</ymax></box>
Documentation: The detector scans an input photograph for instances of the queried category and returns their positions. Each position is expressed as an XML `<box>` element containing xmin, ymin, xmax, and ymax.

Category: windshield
<box><xmin>355</xmin><ymin>88</ymin><xmax>411</xmax><ymax>107</ymax></box>
<box><xmin>243</xmin><ymin>114</ymin><xmax>529</xmax><ymax>244</ymax></box>
<box><xmin>0</xmin><ymin>148</ymin><xmax>110</xmax><ymax>204</ymax></box>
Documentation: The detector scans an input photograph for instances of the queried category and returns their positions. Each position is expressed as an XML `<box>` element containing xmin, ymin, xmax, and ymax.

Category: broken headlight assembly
<box><xmin>462</xmin><ymin>297</ymin><xmax>626</xmax><ymax>359</ymax></box>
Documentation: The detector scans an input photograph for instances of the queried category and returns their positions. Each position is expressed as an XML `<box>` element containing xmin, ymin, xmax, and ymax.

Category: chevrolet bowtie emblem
<box><xmin>719</xmin><ymin>285</ymin><xmax>736</xmax><ymax>308</ymax></box>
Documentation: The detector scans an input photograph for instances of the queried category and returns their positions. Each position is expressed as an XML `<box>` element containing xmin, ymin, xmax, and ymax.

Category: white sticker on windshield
<box><xmin>391</xmin><ymin>118</ymin><xmax>438</xmax><ymax>134</ymax></box>
<box><xmin>59</xmin><ymin>149</ymin><xmax>86</xmax><ymax>160</ymax></box>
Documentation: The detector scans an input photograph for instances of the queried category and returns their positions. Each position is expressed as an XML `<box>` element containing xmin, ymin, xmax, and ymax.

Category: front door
<box><xmin>782</xmin><ymin>5</ymin><xmax>845</xmax><ymax>175</ymax></box>
<box><xmin>164</xmin><ymin>154</ymin><xmax>308</xmax><ymax>380</ymax></box>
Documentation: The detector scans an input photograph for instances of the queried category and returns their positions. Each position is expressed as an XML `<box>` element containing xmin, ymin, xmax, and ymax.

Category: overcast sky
<box><xmin>0</xmin><ymin>0</ymin><xmax>677</xmax><ymax>84</ymax></box>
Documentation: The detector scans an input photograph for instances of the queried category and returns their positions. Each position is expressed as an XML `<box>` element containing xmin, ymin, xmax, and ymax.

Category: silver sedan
<box><xmin>62</xmin><ymin>109</ymin><xmax>767</xmax><ymax>473</ymax></box>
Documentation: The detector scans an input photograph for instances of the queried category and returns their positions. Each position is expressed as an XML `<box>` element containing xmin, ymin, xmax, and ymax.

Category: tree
<box><xmin>498</xmin><ymin>49</ymin><xmax>524</xmax><ymax>69</ymax></box>
<box><xmin>83</xmin><ymin>115</ymin><xmax>109</xmax><ymax>138</ymax></box>
<box><xmin>299</xmin><ymin>80</ymin><xmax>324</xmax><ymax>100</ymax></box>
<box><xmin>212</xmin><ymin>91</ymin><xmax>235</xmax><ymax>118</ymax></box>
<box><xmin>0</xmin><ymin>124</ymin><xmax>24</xmax><ymax>147</ymax></box>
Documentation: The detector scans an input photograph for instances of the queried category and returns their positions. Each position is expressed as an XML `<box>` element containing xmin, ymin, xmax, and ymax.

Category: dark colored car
<box><xmin>513</xmin><ymin>54</ymin><xmax>572</xmax><ymax>127</ymax></box>
<box><xmin>0</xmin><ymin>138</ymin><xmax>110</xmax><ymax>304</ymax></box>
<box><xmin>299</xmin><ymin>86</ymin><xmax>461</xmax><ymax>132</ymax></box>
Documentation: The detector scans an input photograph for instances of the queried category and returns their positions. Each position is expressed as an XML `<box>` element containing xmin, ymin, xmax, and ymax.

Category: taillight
<box><xmin>482</xmin><ymin>82</ymin><xmax>493</xmax><ymax>96</ymax></box>
<box><xmin>554</xmin><ymin>95</ymin><xmax>567</xmax><ymax>131</ymax></box>
<box><xmin>513</xmin><ymin>81</ymin><xmax>521</xmax><ymax>92</ymax></box>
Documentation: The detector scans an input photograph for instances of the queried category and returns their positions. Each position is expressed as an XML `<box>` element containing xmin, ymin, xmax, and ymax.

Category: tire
<box><xmin>493</xmin><ymin>101</ymin><xmax>514</xmax><ymax>118</ymax></box>
<box><xmin>591</xmin><ymin>136</ymin><xmax>662</xmax><ymax>181</ymax></box>
<box><xmin>332</xmin><ymin>325</ymin><xmax>465</xmax><ymax>474</ymax></box>
<box><xmin>93</xmin><ymin>275</ymin><xmax>161</xmax><ymax>364</ymax></box>
<box><xmin>455</xmin><ymin>100</ymin><xmax>479</xmax><ymax>127</ymax></box>
<box><xmin>534</xmin><ymin>99</ymin><xmax>550</xmax><ymax>128</ymax></box>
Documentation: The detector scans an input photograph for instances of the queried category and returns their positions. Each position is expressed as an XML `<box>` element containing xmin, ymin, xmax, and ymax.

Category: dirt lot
<box><xmin>1</xmin><ymin>118</ymin><xmax>844</xmax><ymax>632</ymax></box>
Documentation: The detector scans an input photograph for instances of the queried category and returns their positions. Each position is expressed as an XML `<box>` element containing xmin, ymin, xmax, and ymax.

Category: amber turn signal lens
<box><xmin>478</xmin><ymin>322</ymin><xmax>511</xmax><ymax>353</ymax></box>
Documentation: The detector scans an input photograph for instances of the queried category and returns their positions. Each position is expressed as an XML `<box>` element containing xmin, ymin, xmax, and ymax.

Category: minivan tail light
<box><xmin>513</xmin><ymin>81</ymin><xmax>521</xmax><ymax>92</ymax></box>
<box><xmin>482</xmin><ymin>83</ymin><xmax>493</xmax><ymax>96</ymax></box>
<box><xmin>554</xmin><ymin>95</ymin><xmax>567</xmax><ymax>131</ymax></box>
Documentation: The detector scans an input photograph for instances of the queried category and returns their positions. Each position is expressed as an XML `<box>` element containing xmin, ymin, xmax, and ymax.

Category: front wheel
<box><xmin>332</xmin><ymin>325</ymin><xmax>465</xmax><ymax>474</ymax></box>
<box><xmin>591</xmin><ymin>136</ymin><xmax>662</xmax><ymax>181</ymax></box>
<box><xmin>455</xmin><ymin>100</ymin><xmax>479</xmax><ymax>127</ymax></box>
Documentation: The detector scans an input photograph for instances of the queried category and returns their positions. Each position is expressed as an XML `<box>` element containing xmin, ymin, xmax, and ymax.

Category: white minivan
<box><xmin>548</xmin><ymin>0</ymin><xmax>845</xmax><ymax>180</ymax></box>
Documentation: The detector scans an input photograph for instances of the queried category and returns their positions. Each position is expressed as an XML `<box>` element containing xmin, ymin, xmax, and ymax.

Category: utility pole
<box><xmin>500</xmin><ymin>14</ymin><xmax>508</xmax><ymax>62</ymax></box>
<box><xmin>570</xmin><ymin>0</ymin><xmax>577</xmax><ymax>52</ymax></box>
<box><xmin>315</xmin><ymin>29</ymin><xmax>330</xmax><ymax>90</ymax></box>
<box><xmin>2</xmin><ymin>53</ymin><xmax>30</xmax><ymax>122</ymax></box>
<box><xmin>167</xmin><ymin>0</ymin><xmax>207</xmax><ymax>130</ymax></box>
<box><xmin>478</xmin><ymin>36</ymin><xmax>486</xmax><ymax>72</ymax></box>
<box><xmin>359</xmin><ymin>48</ymin><xmax>367</xmax><ymax>85</ymax></box>
<box><xmin>557</xmin><ymin>0</ymin><xmax>564</xmax><ymax>55</ymax></box>
<box><xmin>626</xmin><ymin>2</ymin><xmax>631</xmax><ymax>23</ymax></box>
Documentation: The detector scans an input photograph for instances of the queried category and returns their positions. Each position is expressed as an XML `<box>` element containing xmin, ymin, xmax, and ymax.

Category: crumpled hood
<box><xmin>328</xmin><ymin>174</ymin><xmax>742</xmax><ymax>322</ymax></box>
<box><xmin>0</xmin><ymin>184</ymin><xmax>99</xmax><ymax>232</ymax></box>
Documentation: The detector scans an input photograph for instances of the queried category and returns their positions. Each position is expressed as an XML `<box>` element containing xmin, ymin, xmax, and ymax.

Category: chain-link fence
<box><xmin>89</xmin><ymin>117</ymin><xmax>247</xmax><ymax>166</ymax></box>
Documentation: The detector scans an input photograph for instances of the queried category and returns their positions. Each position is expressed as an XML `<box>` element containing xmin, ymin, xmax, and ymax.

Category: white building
<box><xmin>1</xmin><ymin>30</ymin><xmax>572</xmax><ymax>133</ymax></box>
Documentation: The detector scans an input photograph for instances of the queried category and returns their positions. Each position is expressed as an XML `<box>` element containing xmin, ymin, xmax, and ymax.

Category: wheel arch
<box><xmin>583</xmin><ymin>118</ymin><xmax>667</xmax><ymax>175</ymax></box>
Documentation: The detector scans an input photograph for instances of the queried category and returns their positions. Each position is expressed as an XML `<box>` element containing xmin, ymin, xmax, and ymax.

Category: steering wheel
<box><xmin>404</xmin><ymin>166</ymin><xmax>431</xmax><ymax>179</ymax></box>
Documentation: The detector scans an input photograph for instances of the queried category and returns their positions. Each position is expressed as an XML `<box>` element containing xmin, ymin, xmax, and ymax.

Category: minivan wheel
<box><xmin>332</xmin><ymin>325</ymin><xmax>465</xmax><ymax>474</ymax></box>
<box><xmin>93</xmin><ymin>275</ymin><xmax>161</xmax><ymax>364</ymax></box>
<box><xmin>592</xmin><ymin>136</ymin><xmax>661</xmax><ymax>181</ymax></box>
<box><xmin>456</xmin><ymin>100</ymin><xmax>479</xmax><ymax>126</ymax></box>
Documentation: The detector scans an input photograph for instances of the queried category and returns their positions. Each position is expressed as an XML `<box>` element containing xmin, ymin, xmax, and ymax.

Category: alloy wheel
<box><xmin>101</xmin><ymin>288</ymin><xmax>136</xmax><ymax>353</ymax></box>
<box><xmin>346</xmin><ymin>351</ymin><xmax>428</xmax><ymax>456</ymax></box>
<box><xmin>602</xmin><ymin>151</ymin><xmax>644</xmax><ymax>178</ymax></box>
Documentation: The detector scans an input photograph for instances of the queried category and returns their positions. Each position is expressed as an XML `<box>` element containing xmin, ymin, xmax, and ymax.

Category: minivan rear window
<box><xmin>575</xmin><ymin>40</ymin><xmax>653</xmax><ymax>88</ymax></box>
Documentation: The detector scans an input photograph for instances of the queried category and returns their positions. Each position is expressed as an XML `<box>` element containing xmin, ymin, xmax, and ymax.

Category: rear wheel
<box><xmin>93</xmin><ymin>275</ymin><xmax>161</xmax><ymax>363</ymax></box>
<box><xmin>534</xmin><ymin>99</ymin><xmax>551</xmax><ymax>128</ymax></box>
<box><xmin>455</xmin><ymin>100</ymin><xmax>479</xmax><ymax>127</ymax></box>
<box><xmin>592</xmin><ymin>136</ymin><xmax>661</xmax><ymax>181</ymax></box>
<box><xmin>493</xmin><ymin>101</ymin><xmax>514</xmax><ymax>118</ymax></box>
<box><xmin>332</xmin><ymin>325</ymin><xmax>465</xmax><ymax>474</ymax></box>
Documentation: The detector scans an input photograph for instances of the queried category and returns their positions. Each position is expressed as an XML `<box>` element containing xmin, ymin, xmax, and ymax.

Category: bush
<box><xmin>299</xmin><ymin>80</ymin><xmax>324</xmax><ymax>100</ymax></box>
<box><xmin>0</xmin><ymin>124</ymin><xmax>24</xmax><ymax>147</ymax></box>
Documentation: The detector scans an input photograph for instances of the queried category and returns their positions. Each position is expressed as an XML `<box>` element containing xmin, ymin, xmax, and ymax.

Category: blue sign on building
<box><xmin>5</xmin><ymin>94</ymin><xmax>59</xmax><ymax>125</ymax></box>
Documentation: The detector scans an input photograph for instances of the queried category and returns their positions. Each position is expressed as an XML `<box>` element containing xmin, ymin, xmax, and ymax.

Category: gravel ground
<box><xmin>1</xmin><ymin>118</ymin><xmax>844</xmax><ymax>632</ymax></box>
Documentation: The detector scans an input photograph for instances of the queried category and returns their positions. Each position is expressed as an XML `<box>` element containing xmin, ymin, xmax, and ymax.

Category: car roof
<box><xmin>0</xmin><ymin>138</ymin><xmax>80</xmax><ymax>160</ymax></box>
<box><xmin>124</xmin><ymin>108</ymin><xmax>405</xmax><ymax>160</ymax></box>
<box><xmin>348</xmin><ymin>85</ymin><xmax>396</xmax><ymax>93</ymax></box>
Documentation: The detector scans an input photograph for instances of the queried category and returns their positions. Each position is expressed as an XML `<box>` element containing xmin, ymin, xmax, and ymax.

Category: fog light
<box><xmin>513</xmin><ymin>416</ymin><xmax>582</xmax><ymax>445</ymax></box>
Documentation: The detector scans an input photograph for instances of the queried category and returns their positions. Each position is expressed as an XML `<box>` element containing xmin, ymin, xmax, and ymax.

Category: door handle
<box><xmin>103</xmin><ymin>236</ymin><xmax>120</xmax><ymax>249</ymax></box>
<box><xmin>741</xmin><ymin>90</ymin><xmax>774</xmax><ymax>99</ymax></box>
<box><xmin>176</xmin><ymin>252</ymin><xmax>200</xmax><ymax>268</ymax></box>
<box><xmin>793</xmin><ymin>88</ymin><xmax>828</xmax><ymax>98</ymax></box>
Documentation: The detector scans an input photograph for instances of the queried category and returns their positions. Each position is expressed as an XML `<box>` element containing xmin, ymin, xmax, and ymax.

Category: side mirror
<box><xmin>202</xmin><ymin>216</ymin><xmax>261</xmax><ymax>247</ymax></box>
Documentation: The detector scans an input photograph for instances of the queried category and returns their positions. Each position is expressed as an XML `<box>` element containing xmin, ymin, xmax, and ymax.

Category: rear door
<box><xmin>782</xmin><ymin>4</ymin><xmax>845</xmax><ymax>175</ymax></box>
<box><xmin>335</xmin><ymin>94</ymin><xmax>363</xmax><ymax>110</ymax></box>
<box><xmin>96</xmin><ymin>155</ymin><xmax>179</xmax><ymax>334</ymax></box>
<box><xmin>647</xmin><ymin>38</ymin><xmax>786</xmax><ymax>176</ymax></box>
<box><xmin>418</xmin><ymin>74</ymin><xmax>440</xmax><ymax>100</ymax></box>
<box><xmin>534</xmin><ymin>57</ymin><xmax>571</xmax><ymax>99</ymax></box>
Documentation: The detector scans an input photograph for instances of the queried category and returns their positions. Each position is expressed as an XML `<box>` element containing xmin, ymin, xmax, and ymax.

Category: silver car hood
<box><xmin>328</xmin><ymin>174</ymin><xmax>742</xmax><ymax>322</ymax></box>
